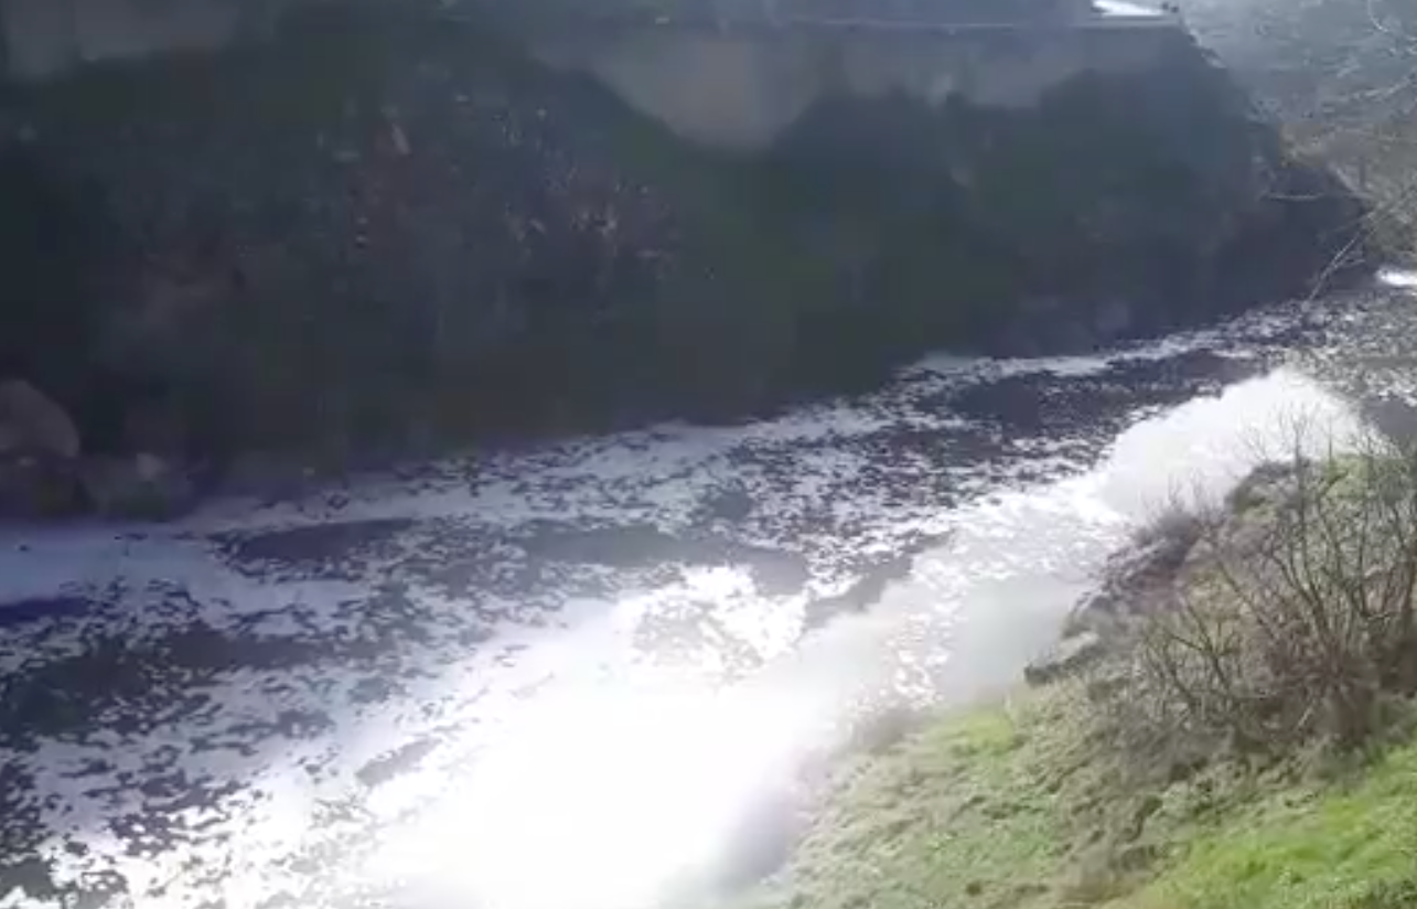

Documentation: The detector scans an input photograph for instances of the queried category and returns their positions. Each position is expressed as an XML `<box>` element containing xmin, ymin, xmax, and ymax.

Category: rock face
<box><xmin>1063</xmin><ymin>511</ymin><xmax>1204</xmax><ymax>637</ymax></box>
<box><xmin>1026</xmin><ymin>510</ymin><xmax>1204</xmax><ymax>685</ymax></box>
<box><xmin>0</xmin><ymin>2</ymin><xmax>1373</xmax><ymax>464</ymax></box>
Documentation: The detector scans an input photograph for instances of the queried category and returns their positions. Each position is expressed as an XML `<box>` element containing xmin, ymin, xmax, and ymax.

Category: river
<box><xmin>0</xmin><ymin>273</ymin><xmax>1414</xmax><ymax>909</ymax></box>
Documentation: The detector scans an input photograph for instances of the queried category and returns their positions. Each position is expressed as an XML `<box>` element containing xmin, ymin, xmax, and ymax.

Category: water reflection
<box><xmin>370</xmin><ymin>680</ymin><xmax>816</xmax><ymax>909</ymax></box>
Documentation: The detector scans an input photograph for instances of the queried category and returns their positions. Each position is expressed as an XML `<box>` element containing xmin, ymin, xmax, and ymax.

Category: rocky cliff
<box><xmin>0</xmin><ymin>2</ymin><xmax>1372</xmax><ymax>506</ymax></box>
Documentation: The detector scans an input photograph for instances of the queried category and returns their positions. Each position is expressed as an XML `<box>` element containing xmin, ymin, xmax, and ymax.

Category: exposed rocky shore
<box><xmin>0</xmin><ymin>1</ymin><xmax>1374</xmax><ymax>518</ymax></box>
<box><xmin>1026</xmin><ymin>460</ymin><xmax>1320</xmax><ymax>686</ymax></box>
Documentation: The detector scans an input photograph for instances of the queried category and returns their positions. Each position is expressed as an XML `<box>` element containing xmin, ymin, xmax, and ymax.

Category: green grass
<box><xmin>1136</xmin><ymin>742</ymin><xmax>1417</xmax><ymax>909</ymax></box>
<box><xmin>735</xmin><ymin>691</ymin><xmax>1117</xmax><ymax>909</ymax></box>
<box><xmin>731</xmin><ymin>688</ymin><xmax>1417</xmax><ymax>909</ymax></box>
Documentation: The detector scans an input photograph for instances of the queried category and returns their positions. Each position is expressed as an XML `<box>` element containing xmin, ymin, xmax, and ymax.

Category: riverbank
<box><xmin>732</xmin><ymin>686</ymin><xmax>1417</xmax><ymax>909</ymax></box>
<box><xmin>728</xmin><ymin>446</ymin><xmax>1417</xmax><ymax>909</ymax></box>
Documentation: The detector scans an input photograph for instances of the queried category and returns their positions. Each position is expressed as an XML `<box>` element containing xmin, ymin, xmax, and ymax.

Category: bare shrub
<box><xmin>1130</xmin><ymin>500</ymin><xmax>1203</xmax><ymax>551</ymax></box>
<box><xmin>1108</xmin><ymin>428</ymin><xmax>1417</xmax><ymax>757</ymax></box>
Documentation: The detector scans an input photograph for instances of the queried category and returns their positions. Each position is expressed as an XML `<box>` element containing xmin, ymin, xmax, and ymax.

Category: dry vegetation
<box><xmin>1115</xmin><ymin>437</ymin><xmax>1417</xmax><ymax>757</ymax></box>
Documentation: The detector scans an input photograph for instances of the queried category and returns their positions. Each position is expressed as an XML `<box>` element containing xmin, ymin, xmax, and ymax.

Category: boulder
<box><xmin>0</xmin><ymin>379</ymin><xmax>80</xmax><ymax>460</ymax></box>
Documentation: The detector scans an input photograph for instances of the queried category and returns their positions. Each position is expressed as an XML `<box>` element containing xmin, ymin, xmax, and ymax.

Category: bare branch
<box><xmin>1098</xmin><ymin>429</ymin><xmax>1417</xmax><ymax>756</ymax></box>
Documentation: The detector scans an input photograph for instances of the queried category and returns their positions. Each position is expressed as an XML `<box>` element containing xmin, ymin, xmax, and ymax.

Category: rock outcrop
<box><xmin>0</xmin><ymin>2</ymin><xmax>1374</xmax><ymax>473</ymax></box>
<box><xmin>1030</xmin><ymin>462</ymin><xmax>1305</xmax><ymax>686</ymax></box>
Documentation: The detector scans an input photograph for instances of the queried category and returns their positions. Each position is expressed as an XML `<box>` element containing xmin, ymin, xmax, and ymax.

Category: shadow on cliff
<box><xmin>0</xmin><ymin>2</ymin><xmax>1377</xmax><ymax>481</ymax></box>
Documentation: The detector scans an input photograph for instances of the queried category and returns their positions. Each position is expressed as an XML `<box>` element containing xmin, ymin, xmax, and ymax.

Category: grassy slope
<box><xmin>736</xmin><ymin>688</ymin><xmax>1417</xmax><ymax>909</ymax></box>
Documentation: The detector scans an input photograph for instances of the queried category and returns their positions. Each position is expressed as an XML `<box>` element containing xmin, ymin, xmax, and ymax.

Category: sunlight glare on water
<box><xmin>1095</xmin><ymin>367</ymin><xmax>1364</xmax><ymax>519</ymax></box>
<box><xmin>1380</xmin><ymin>268</ymin><xmax>1417</xmax><ymax>291</ymax></box>
<box><xmin>370</xmin><ymin>677</ymin><xmax>817</xmax><ymax>909</ymax></box>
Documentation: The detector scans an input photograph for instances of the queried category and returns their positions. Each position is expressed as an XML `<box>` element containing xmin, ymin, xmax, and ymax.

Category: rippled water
<box><xmin>2</xmin><ymin>275</ymin><xmax>1415</xmax><ymax>909</ymax></box>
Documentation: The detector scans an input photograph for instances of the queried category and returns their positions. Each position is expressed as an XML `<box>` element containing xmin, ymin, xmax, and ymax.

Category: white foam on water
<box><xmin>911</xmin><ymin>299</ymin><xmax>1314</xmax><ymax>388</ymax></box>
<box><xmin>176</xmin><ymin>388</ymin><xmax>974</xmax><ymax>537</ymax></box>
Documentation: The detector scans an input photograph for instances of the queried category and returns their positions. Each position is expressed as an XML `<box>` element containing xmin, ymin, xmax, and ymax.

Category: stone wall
<box><xmin>0</xmin><ymin>0</ymin><xmax>267</xmax><ymax>78</ymax></box>
<box><xmin>532</xmin><ymin>23</ymin><xmax>1187</xmax><ymax>149</ymax></box>
<box><xmin>0</xmin><ymin>0</ymin><xmax>1184</xmax><ymax>151</ymax></box>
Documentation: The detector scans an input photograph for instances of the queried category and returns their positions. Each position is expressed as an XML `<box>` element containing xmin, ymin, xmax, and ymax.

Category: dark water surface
<box><xmin>0</xmin><ymin>274</ymin><xmax>1413</xmax><ymax>909</ymax></box>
